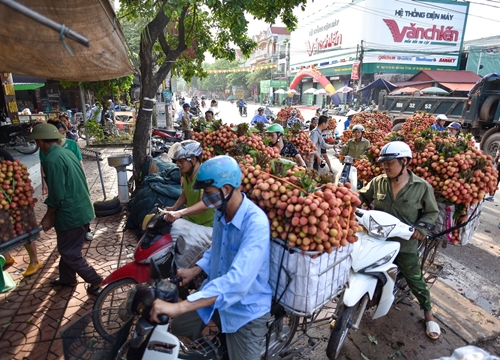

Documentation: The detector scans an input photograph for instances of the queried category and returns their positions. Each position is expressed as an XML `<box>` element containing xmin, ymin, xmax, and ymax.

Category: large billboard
<box><xmin>290</xmin><ymin>0</ymin><xmax>469</xmax><ymax>74</ymax></box>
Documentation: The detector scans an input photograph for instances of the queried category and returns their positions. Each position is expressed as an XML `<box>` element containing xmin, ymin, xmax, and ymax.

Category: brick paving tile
<box><xmin>0</xmin><ymin>146</ymin><xmax>137</xmax><ymax>359</ymax></box>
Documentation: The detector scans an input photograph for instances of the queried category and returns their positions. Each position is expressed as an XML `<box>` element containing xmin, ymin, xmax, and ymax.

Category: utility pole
<box><xmin>357</xmin><ymin>40</ymin><xmax>364</xmax><ymax>92</ymax></box>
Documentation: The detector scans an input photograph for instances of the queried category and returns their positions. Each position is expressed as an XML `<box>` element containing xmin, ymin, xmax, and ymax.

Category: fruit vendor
<box><xmin>358</xmin><ymin>141</ymin><xmax>441</xmax><ymax>340</ymax></box>
<box><xmin>162</xmin><ymin>140</ymin><xmax>214</xmax><ymax>261</ymax></box>
<box><xmin>181</xmin><ymin>103</ymin><xmax>193</xmax><ymax>140</ymax></box>
<box><xmin>0</xmin><ymin>149</ymin><xmax>42</xmax><ymax>277</ymax></box>
<box><xmin>28</xmin><ymin>123</ymin><xmax>103</xmax><ymax>296</ymax></box>
<box><xmin>250</xmin><ymin>107</ymin><xmax>269</xmax><ymax>126</ymax></box>
<box><xmin>431</xmin><ymin>114</ymin><xmax>447</xmax><ymax>131</ymax></box>
<box><xmin>447</xmin><ymin>121</ymin><xmax>463</xmax><ymax>139</ymax></box>
<box><xmin>266</xmin><ymin>124</ymin><xmax>306</xmax><ymax>167</ymax></box>
<box><xmin>151</xmin><ymin>155</ymin><xmax>272</xmax><ymax>360</ymax></box>
<box><xmin>309</xmin><ymin>116</ymin><xmax>318</xmax><ymax>131</ymax></box>
<box><xmin>286</xmin><ymin>109</ymin><xmax>303</xmax><ymax>128</ymax></box>
<box><xmin>344</xmin><ymin>109</ymin><xmax>357</xmax><ymax>130</ymax></box>
<box><xmin>340</xmin><ymin>124</ymin><xmax>370</xmax><ymax>159</ymax></box>
<box><xmin>205</xmin><ymin>110</ymin><xmax>214</xmax><ymax>123</ymax></box>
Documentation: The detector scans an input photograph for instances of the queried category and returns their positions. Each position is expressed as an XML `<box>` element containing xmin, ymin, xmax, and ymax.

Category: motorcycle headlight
<box><xmin>368</xmin><ymin>216</ymin><xmax>396</xmax><ymax>238</ymax></box>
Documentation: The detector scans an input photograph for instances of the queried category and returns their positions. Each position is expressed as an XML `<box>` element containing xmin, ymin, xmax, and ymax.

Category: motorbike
<box><xmin>92</xmin><ymin>208</ymin><xmax>207</xmax><ymax>338</ymax></box>
<box><xmin>265</xmin><ymin>107</ymin><xmax>276</xmax><ymax>122</ymax></box>
<box><xmin>337</xmin><ymin>155</ymin><xmax>358</xmax><ymax>189</ymax></box>
<box><xmin>112</xmin><ymin>254</ymin><xmax>299</xmax><ymax>360</ymax></box>
<box><xmin>238</xmin><ymin>104</ymin><xmax>248</xmax><ymax>117</ymax></box>
<box><xmin>326</xmin><ymin>208</ymin><xmax>437</xmax><ymax>359</ymax></box>
<box><xmin>152</xmin><ymin>128</ymin><xmax>183</xmax><ymax>145</ymax></box>
<box><xmin>0</xmin><ymin>121</ymin><xmax>39</xmax><ymax>154</ymax></box>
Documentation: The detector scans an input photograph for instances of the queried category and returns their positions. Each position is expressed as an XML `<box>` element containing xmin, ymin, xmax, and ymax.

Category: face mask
<box><xmin>202</xmin><ymin>191</ymin><xmax>224</xmax><ymax>209</ymax></box>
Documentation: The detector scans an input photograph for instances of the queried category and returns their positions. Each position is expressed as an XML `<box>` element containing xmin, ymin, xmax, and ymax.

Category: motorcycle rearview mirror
<box><xmin>416</xmin><ymin>220</ymin><xmax>436</xmax><ymax>232</ymax></box>
<box><xmin>149</xmin><ymin>260</ymin><xmax>163</xmax><ymax>281</ymax></box>
<box><xmin>175</xmin><ymin>235</ymin><xmax>186</xmax><ymax>255</ymax></box>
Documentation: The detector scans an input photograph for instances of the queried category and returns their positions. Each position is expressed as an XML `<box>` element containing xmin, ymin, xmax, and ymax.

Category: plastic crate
<box><xmin>61</xmin><ymin>308</ymin><xmax>133</xmax><ymax>360</ymax></box>
<box><xmin>269</xmin><ymin>238</ymin><xmax>352</xmax><ymax>316</ymax></box>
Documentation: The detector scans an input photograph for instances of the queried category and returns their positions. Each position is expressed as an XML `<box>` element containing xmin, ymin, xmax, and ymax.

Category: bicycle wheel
<box><xmin>93</xmin><ymin>278</ymin><xmax>137</xmax><ymax>339</ymax></box>
<box><xmin>78</xmin><ymin>126</ymin><xmax>86</xmax><ymax>140</ymax></box>
<box><xmin>264</xmin><ymin>311</ymin><xmax>299</xmax><ymax>358</ymax></box>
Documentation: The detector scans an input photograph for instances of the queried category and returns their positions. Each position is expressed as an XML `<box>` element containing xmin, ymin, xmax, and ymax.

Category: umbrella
<box><xmin>314</xmin><ymin>88</ymin><xmax>328</xmax><ymax>95</ymax></box>
<box><xmin>303</xmin><ymin>88</ymin><xmax>316</xmax><ymax>94</ymax></box>
<box><xmin>420</xmin><ymin>87</ymin><xmax>449</xmax><ymax>95</ymax></box>
<box><xmin>286</xmin><ymin>89</ymin><xmax>298</xmax><ymax>94</ymax></box>
<box><xmin>336</xmin><ymin>86</ymin><xmax>353</xmax><ymax>93</ymax></box>
<box><xmin>274</xmin><ymin>89</ymin><xmax>286</xmax><ymax>94</ymax></box>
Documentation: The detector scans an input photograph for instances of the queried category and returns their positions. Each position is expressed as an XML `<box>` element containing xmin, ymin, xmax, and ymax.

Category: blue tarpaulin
<box><xmin>468</xmin><ymin>73</ymin><xmax>500</xmax><ymax>97</ymax></box>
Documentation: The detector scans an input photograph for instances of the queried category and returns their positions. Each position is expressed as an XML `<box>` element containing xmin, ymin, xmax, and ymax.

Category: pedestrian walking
<box><xmin>29</xmin><ymin>123</ymin><xmax>102</xmax><ymax>295</ymax></box>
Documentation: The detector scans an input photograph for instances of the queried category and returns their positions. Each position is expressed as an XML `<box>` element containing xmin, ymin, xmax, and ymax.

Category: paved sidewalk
<box><xmin>0</xmin><ymin>145</ymin><xmax>136</xmax><ymax>360</ymax></box>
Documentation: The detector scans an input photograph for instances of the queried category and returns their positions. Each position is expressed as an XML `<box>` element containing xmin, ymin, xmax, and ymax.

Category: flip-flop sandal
<box><xmin>86</xmin><ymin>284</ymin><xmax>102</xmax><ymax>296</ymax></box>
<box><xmin>50</xmin><ymin>278</ymin><xmax>78</xmax><ymax>287</ymax></box>
<box><xmin>425</xmin><ymin>320</ymin><xmax>441</xmax><ymax>340</ymax></box>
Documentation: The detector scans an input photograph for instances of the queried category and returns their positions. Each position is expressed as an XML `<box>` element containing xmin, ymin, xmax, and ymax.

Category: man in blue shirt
<box><xmin>151</xmin><ymin>155</ymin><xmax>272</xmax><ymax>360</ymax></box>
<box><xmin>431</xmin><ymin>114</ymin><xmax>447</xmax><ymax>131</ymax></box>
<box><xmin>237</xmin><ymin>99</ymin><xmax>247</xmax><ymax>116</ymax></box>
<box><xmin>251</xmin><ymin>107</ymin><xmax>269</xmax><ymax>126</ymax></box>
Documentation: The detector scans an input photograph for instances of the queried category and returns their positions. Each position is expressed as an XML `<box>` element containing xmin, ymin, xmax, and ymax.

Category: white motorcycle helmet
<box><xmin>436</xmin><ymin>114</ymin><xmax>448</xmax><ymax>121</ymax></box>
<box><xmin>171</xmin><ymin>140</ymin><xmax>202</xmax><ymax>162</ymax></box>
<box><xmin>352</xmin><ymin>124</ymin><xmax>365</xmax><ymax>132</ymax></box>
<box><xmin>377</xmin><ymin>141</ymin><xmax>412</xmax><ymax>163</ymax></box>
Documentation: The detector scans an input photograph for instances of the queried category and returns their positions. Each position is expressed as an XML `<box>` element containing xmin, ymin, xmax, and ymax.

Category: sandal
<box><xmin>86</xmin><ymin>283</ymin><xmax>102</xmax><ymax>296</ymax></box>
<box><xmin>50</xmin><ymin>278</ymin><xmax>77</xmax><ymax>287</ymax></box>
<box><xmin>425</xmin><ymin>320</ymin><xmax>441</xmax><ymax>340</ymax></box>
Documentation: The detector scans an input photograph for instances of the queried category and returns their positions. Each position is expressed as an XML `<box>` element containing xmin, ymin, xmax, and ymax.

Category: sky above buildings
<box><xmin>246</xmin><ymin>0</ymin><xmax>500</xmax><ymax>41</ymax></box>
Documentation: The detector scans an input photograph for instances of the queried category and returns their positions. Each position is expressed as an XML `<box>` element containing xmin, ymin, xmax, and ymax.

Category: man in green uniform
<box><xmin>29</xmin><ymin>123</ymin><xmax>102</xmax><ymax>295</ymax></box>
<box><xmin>358</xmin><ymin>141</ymin><xmax>441</xmax><ymax>340</ymax></box>
<box><xmin>340</xmin><ymin>124</ymin><xmax>370</xmax><ymax>159</ymax></box>
<box><xmin>163</xmin><ymin>140</ymin><xmax>214</xmax><ymax>268</ymax></box>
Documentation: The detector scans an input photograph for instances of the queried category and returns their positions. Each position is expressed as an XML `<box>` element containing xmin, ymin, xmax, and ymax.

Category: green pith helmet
<box><xmin>265</xmin><ymin>123</ymin><xmax>284</xmax><ymax>134</ymax></box>
<box><xmin>28</xmin><ymin>123</ymin><xmax>64</xmax><ymax>140</ymax></box>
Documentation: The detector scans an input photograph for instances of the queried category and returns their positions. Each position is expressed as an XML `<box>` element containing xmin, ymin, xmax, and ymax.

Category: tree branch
<box><xmin>158</xmin><ymin>31</ymin><xmax>171</xmax><ymax>56</ymax></box>
<box><xmin>142</xmin><ymin>2</ymin><xmax>170</xmax><ymax>52</ymax></box>
<box><xmin>174</xmin><ymin>5</ymin><xmax>190</xmax><ymax>55</ymax></box>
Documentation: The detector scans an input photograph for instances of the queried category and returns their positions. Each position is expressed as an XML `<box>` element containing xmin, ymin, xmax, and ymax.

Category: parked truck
<box><xmin>378</xmin><ymin>74</ymin><xmax>500</xmax><ymax>157</ymax></box>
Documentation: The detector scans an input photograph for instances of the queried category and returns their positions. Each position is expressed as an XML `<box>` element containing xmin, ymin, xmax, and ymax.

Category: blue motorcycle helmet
<box><xmin>182</xmin><ymin>103</ymin><xmax>190</xmax><ymax>108</ymax></box>
<box><xmin>193</xmin><ymin>156</ymin><xmax>242</xmax><ymax>217</ymax></box>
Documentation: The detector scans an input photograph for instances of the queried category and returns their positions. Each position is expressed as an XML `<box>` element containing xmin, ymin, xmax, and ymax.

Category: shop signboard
<box><xmin>351</xmin><ymin>61</ymin><xmax>360</xmax><ymax>80</ymax></box>
<box><xmin>290</xmin><ymin>0</ymin><xmax>469</xmax><ymax>73</ymax></box>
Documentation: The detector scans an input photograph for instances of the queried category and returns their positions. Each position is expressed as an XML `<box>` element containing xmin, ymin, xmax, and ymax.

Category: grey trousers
<box><xmin>171</xmin><ymin>310</ymin><xmax>270</xmax><ymax>360</ymax></box>
<box><xmin>56</xmin><ymin>223</ymin><xmax>102</xmax><ymax>285</ymax></box>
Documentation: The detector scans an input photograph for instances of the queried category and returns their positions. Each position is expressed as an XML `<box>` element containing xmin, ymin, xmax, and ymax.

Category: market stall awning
<box><xmin>13</xmin><ymin>83</ymin><xmax>44</xmax><ymax>91</ymax></box>
<box><xmin>359</xmin><ymin>78</ymin><xmax>397</xmax><ymax>93</ymax></box>
<box><xmin>0</xmin><ymin>0</ymin><xmax>133</xmax><ymax>82</ymax></box>
<box><xmin>439</xmin><ymin>83</ymin><xmax>474</xmax><ymax>92</ymax></box>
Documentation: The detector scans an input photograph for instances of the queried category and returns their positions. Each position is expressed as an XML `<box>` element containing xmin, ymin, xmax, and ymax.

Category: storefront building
<box><xmin>289</xmin><ymin>0</ymin><xmax>469</xmax><ymax>102</ymax></box>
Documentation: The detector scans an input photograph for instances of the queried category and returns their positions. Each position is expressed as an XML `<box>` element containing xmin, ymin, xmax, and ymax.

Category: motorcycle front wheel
<box><xmin>93</xmin><ymin>278</ymin><xmax>138</xmax><ymax>339</ymax></box>
<box><xmin>326</xmin><ymin>297</ymin><xmax>364</xmax><ymax>359</ymax></box>
<box><xmin>14</xmin><ymin>136</ymin><xmax>39</xmax><ymax>154</ymax></box>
